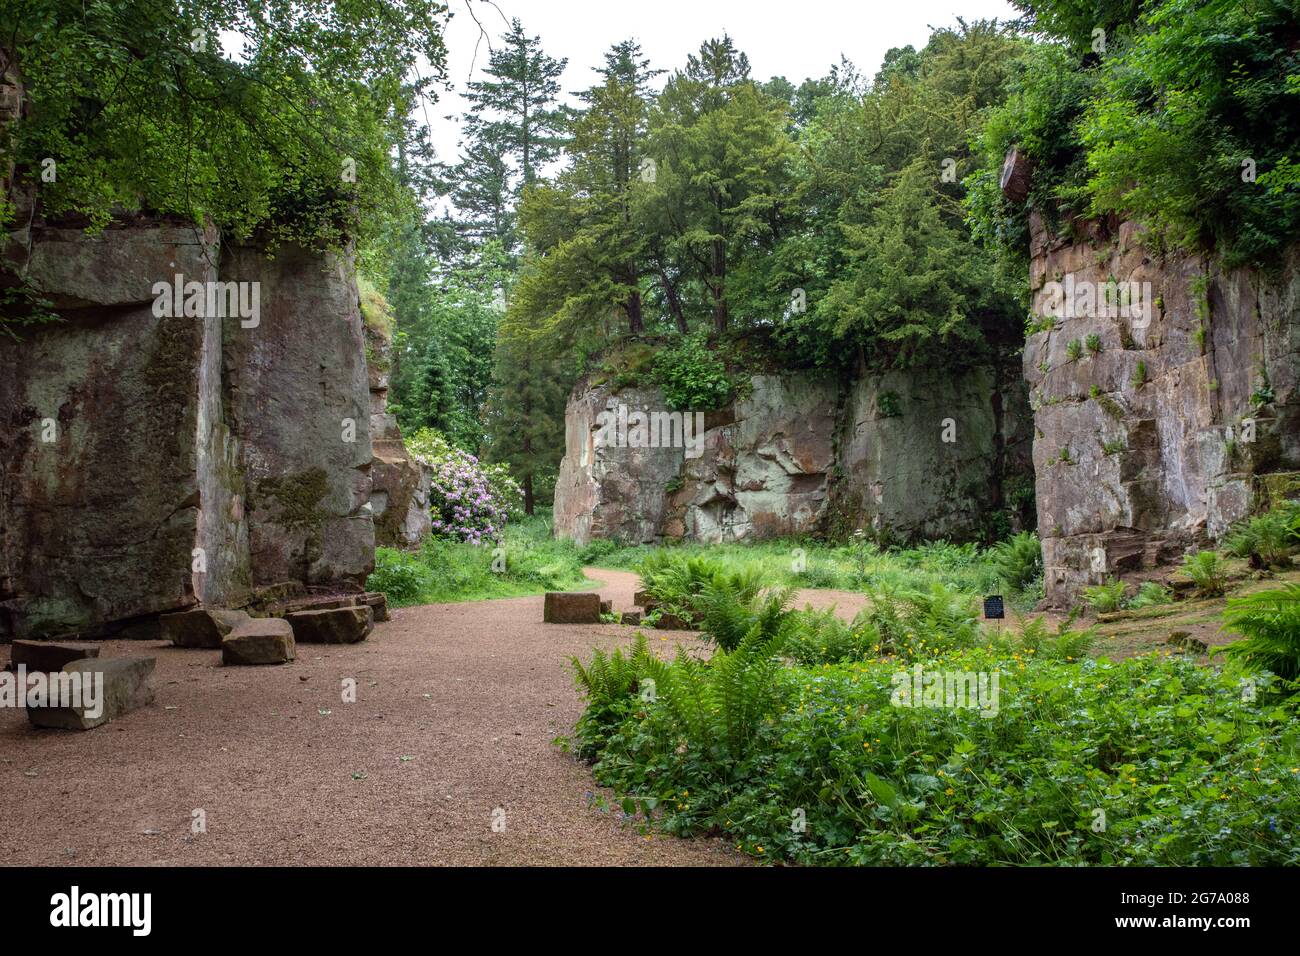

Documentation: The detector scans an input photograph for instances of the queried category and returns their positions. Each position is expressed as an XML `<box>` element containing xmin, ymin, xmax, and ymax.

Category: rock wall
<box><xmin>554</xmin><ymin>368</ymin><xmax>1032</xmax><ymax>547</ymax></box>
<box><xmin>221</xmin><ymin>243</ymin><xmax>374</xmax><ymax>587</ymax></box>
<box><xmin>1026</xmin><ymin>216</ymin><xmax>1300</xmax><ymax>604</ymax></box>
<box><xmin>364</xmin><ymin>315</ymin><xmax>432</xmax><ymax>547</ymax></box>
<box><xmin>1</xmin><ymin>206</ymin><xmax>378</xmax><ymax>639</ymax></box>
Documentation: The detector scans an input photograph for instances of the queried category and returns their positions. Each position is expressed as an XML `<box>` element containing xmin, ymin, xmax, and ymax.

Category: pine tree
<box><xmin>484</xmin><ymin>335</ymin><xmax>568</xmax><ymax>515</ymax></box>
<box><xmin>453</xmin><ymin>17</ymin><xmax>568</xmax><ymax>257</ymax></box>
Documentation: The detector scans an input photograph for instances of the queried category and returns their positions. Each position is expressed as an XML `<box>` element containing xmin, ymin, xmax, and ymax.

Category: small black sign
<box><xmin>983</xmin><ymin>595</ymin><xmax>1005</xmax><ymax>620</ymax></box>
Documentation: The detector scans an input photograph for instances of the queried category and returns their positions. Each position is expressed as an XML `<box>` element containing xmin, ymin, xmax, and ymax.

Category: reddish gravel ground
<box><xmin>0</xmin><ymin>569</ymin><xmax>866</xmax><ymax>867</ymax></box>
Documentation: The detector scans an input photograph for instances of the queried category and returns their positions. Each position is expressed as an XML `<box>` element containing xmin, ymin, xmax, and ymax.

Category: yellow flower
<box><xmin>945</xmin><ymin>787</ymin><xmax>955</xmax><ymax>796</ymax></box>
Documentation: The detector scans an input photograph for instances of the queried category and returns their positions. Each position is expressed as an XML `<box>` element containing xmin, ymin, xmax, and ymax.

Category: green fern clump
<box><xmin>1126</xmin><ymin>580</ymin><xmax>1172</xmax><ymax>609</ymax></box>
<box><xmin>1215</xmin><ymin>583</ymin><xmax>1300</xmax><ymax>687</ymax></box>
<box><xmin>571</xmin><ymin>634</ymin><xmax>669</xmax><ymax>760</ymax></box>
<box><xmin>859</xmin><ymin>582</ymin><xmax>981</xmax><ymax>662</ymax></box>
<box><xmin>784</xmin><ymin>607</ymin><xmax>879</xmax><ymax>665</ymax></box>
<box><xmin>1182</xmin><ymin>550</ymin><xmax>1227</xmax><ymax>597</ymax></box>
<box><xmin>1223</xmin><ymin>509</ymin><xmax>1297</xmax><ymax>569</ymax></box>
<box><xmin>697</xmin><ymin>582</ymin><xmax>792</xmax><ymax>652</ymax></box>
<box><xmin>636</xmin><ymin>552</ymin><xmax>764</xmax><ymax>625</ymax></box>
<box><xmin>989</xmin><ymin>532</ymin><xmax>1043</xmax><ymax>592</ymax></box>
<box><xmin>1014</xmin><ymin>615</ymin><xmax>1097</xmax><ymax>661</ymax></box>
<box><xmin>1083</xmin><ymin>577</ymin><xmax>1126</xmax><ymax>613</ymax></box>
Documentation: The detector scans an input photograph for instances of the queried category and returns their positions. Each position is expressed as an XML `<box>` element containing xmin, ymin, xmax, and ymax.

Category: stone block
<box><xmin>543</xmin><ymin>592</ymin><xmax>601</xmax><ymax>624</ymax></box>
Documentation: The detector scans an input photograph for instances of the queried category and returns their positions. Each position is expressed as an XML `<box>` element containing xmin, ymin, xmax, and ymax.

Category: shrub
<box><xmin>571</xmin><ymin>633</ymin><xmax>669</xmax><ymax>761</ymax></box>
<box><xmin>367</xmin><ymin>547</ymin><xmax>434</xmax><ymax>602</ymax></box>
<box><xmin>1182</xmin><ymin>550</ymin><xmax>1227</xmax><ymax>597</ymax></box>
<box><xmin>636</xmin><ymin>552</ymin><xmax>764</xmax><ymax>627</ymax></box>
<box><xmin>406</xmin><ymin>428</ymin><xmax>517</xmax><ymax>543</ymax></box>
<box><xmin>650</xmin><ymin>331</ymin><xmax>734</xmax><ymax>411</ymax></box>
<box><xmin>989</xmin><ymin>532</ymin><xmax>1043</xmax><ymax>592</ymax></box>
<box><xmin>1012</xmin><ymin>615</ymin><xmax>1096</xmax><ymax>662</ymax></box>
<box><xmin>784</xmin><ymin>607</ymin><xmax>882</xmax><ymax>666</ymax></box>
<box><xmin>1083</xmin><ymin>577</ymin><xmax>1126</xmax><ymax>613</ymax></box>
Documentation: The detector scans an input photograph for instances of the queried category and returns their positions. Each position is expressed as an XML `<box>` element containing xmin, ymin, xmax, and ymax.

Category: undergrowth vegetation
<box><xmin>569</xmin><ymin>527</ymin><xmax>1300</xmax><ymax>866</ymax></box>
<box><xmin>367</xmin><ymin>512</ymin><xmax>587</xmax><ymax>606</ymax></box>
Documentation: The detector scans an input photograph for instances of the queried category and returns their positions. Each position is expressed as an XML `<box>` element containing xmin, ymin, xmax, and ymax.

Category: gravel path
<box><xmin>0</xmin><ymin>569</ymin><xmax>750</xmax><ymax>867</ymax></box>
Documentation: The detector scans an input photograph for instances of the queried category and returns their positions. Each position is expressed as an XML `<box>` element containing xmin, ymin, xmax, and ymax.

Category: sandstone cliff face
<box><xmin>554</xmin><ymin>368</ymin><xmax>1031</xmax><ymax>547</ymax></box>
<box><xmin>1026</xmin><ymin>216</ymin><xmax>1300</xmax><ymax>604</ymax></box>
<box><xmin>1</xmin><ymin>207</ymin><xmax>378</xmax><ymax>639</ymax></box>
<box><xmin>364</xmin><ymin>316</ymin><xmax>433</xmax><ymax>548</ymax></box>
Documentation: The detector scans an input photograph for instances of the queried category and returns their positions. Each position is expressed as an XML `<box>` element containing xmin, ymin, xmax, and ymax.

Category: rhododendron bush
<box><xmin>406</xmin><ymin>429</ymin><xmax>523</xmax><ymax>542</ymax></box>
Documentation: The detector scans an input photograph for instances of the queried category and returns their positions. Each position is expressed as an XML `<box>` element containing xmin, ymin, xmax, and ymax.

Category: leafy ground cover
<box><xmin>569</xmin><ymin>523</ymin><xmax>1300</xmax><ymax>866</ymax></box>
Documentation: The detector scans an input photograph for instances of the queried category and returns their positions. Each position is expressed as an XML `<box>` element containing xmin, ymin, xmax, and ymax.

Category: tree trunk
<box><xmin>659</xmin><ymin>268</ymin><xmax>687</xmax><ymax>333</ymax></box>
<box><xmin>711</xmin><ymin>239</ymin><xmax>727</xmax><ymax>333</ymax></box>
<box><xmin>625</xmin><ymin>275</ymin><xmax>643</xmax><ymax>334</ymax></box>
<box><xmin>523</xmin><ymin>472</ymin><xmax>535</xmax><ymax>516</ymax></box>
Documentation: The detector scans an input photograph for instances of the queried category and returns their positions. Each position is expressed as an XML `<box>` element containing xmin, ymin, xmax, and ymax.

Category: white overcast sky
<box><xmin>427</xmin><ymin>0</ymin><xmax>1020</xmax><ymax>165</ymax></box>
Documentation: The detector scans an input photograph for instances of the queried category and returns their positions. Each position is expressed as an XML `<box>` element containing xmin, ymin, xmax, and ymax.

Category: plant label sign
<box><xmin>983</xmin><ymin>595</ymin><xmax>1005</xmax><ymax>620</ymax></box>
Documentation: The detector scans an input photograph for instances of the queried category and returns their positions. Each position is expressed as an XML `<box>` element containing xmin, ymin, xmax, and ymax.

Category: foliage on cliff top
<box><xmin>973</xmin><ymin>0</ymin><xmax>1300</xmax><ymax>267</ymax></box>
<box><xmin>1</xmin><ymin>0</ymin><xmax>447</xmax><ymax>256</ymax></box>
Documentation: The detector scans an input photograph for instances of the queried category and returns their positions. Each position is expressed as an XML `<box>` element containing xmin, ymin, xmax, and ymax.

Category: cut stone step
<box><xmin>223</xmin><ymin>618</ymin><xmax>296</xmax><ymax>665</ymax></box>
<box><xmin>160</xmin><ymin>608</ymin><xmax>251</xmax><ymax>648</ymax></box>
<box><xmin>27</xmin><ymin>657</ymin><xmax>155</xmax><ymax>731</ymax></box>
<box><xmin>285</xmin><ymin>606</ymin><xmax>374</xmax><ymax>644</ymax></box>
<box><xmin>9</xmin><ymin>640</ymin><xmax>100</xmax><ymax>673</ymax></box>
<box><xmin>359</xmin><ymin>591</ymin><xmax>390</xmax><ymax>622</ymax></box>
<box><xmin>619</xmin><ymin>611</ymin><xmax>642</xmax><ymax>626</ymax></box>
<box><xmin>263</xmin><ymin>594</ymin><xmax>358</xmax><ymax>617</ymax></box>
<box><xmin>600</xmin><ymin>599</ymin><xmax>613</xmax><ymax>615</ymax></box>
<box><xmin>543</xmin><ymin>592</ymin><xmax>601</xmax><ymax>624</ymax></box>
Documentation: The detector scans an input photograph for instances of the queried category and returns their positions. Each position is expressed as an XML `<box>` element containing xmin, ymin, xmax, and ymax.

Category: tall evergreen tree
<box><xmin>453</xmin><ymin>17</ymin><xmax>568</xmax><ymax>257</ymax></box>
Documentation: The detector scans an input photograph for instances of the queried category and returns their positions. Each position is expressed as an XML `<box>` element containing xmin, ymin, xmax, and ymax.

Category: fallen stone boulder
<box><xmin>543</xmin><ymin>592</ymin><xmax>602</xmax><ymax>624</ymax></box>
<box><xmin>9</xmin><ymin>640</ymin><xmax>100</xmax><ymax>672</ymax></box>
<box><xmin>27</xmin><ymin>657</ymin><xmax>156</xmax><ymax>731</ymax></box>
<box><xmin>359</xmin><ymin>592</ymin><xmax>389</xmax><ymax>622</ymax></box>
<box><xmin>285</xmin><ymin>606</ymin><xmax>373</xmax><ymax>644</ymax></box>
<box><xmin>655</xmin><ymin>613</ymin><xmax>692</xmax><ymax>630</ymax></box>
<box><xmin>619</xmin><ymin>611</ymin><xmax>642</xmax><ymax>626</ymax></box>
<box><xmin>263</xmin><ymin>594</ymin><xmax>358</xmax><ymax>617</ymax></box>
<box><xmin>633</xmin><ymin>590</ymin><xmax>653</xmax><ymax>607</ymax></box>
<box><xmin>160</xmin><ymin>608</ymin><xmax>251</xmax><ymax>649</ymax></box>
<box><xmin>223</xmin><ymin>619</ymin><xmax>295</xmax><ymax>665</ymax></box>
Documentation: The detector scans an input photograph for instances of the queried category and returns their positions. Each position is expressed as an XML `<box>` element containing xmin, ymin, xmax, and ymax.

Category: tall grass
<box><xmin>367</xmin><ymin>512</ymin><xmax>589</xmax><ymax>606</ymax></box>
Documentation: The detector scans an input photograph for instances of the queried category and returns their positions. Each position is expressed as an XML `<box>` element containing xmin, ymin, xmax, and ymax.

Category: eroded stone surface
<box><xmin>554</xmin><ymin>368</ymin><xmax>1031</xmax><ymax>546</ymax></box>
<box><xmin>9</xmin><ymin>639</ymin><xmax>100</xmax><ymax>672</ymax></box>
<box><xmin>1026</xmin><ymin>217</ymin><xmax>1300</xmax><ymax>603</ymax></box>
<box><xmin>543</xmin><ymin>592</ymin><xmax>601</xmax><ymax>624</ymax></box>
<box><xmin>160</xmin><ymin>608</ymin><xmax>251</xmax><ymax>649</ymax></box>
<box><xmin>26</xmin><ymin>657</ymin><xmax>155</xmax><ymax>730</ymax></box>
<box><xmin>285</xmin><ymin>605</ymin><xmax>373</xmax><ymax>644</ymax></box>
<box><xmin>222</xmin><ymin>618</ymin><xmax>295</xmax><ymax>665</ymax></box>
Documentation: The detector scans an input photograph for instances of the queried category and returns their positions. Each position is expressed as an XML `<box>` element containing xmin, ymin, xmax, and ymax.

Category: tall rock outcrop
<box><xmin>554</xmin><ymin>367</ymin><xmax>1032</xmax><ymax>547</ymax></box>
<box><xmin>1</xmin><ymin>201</ymin><xmax>378</xmax><ymax>639</ymax></box>
<box><xmin>362</xmin><ymin>292</ymin><xmax>432</xmax><ymax>547</ymax></box>
<box><xmin>1025</xmin><ymin>215</ymin><xmax>1300</xmax><ymax>604</ymax></box>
